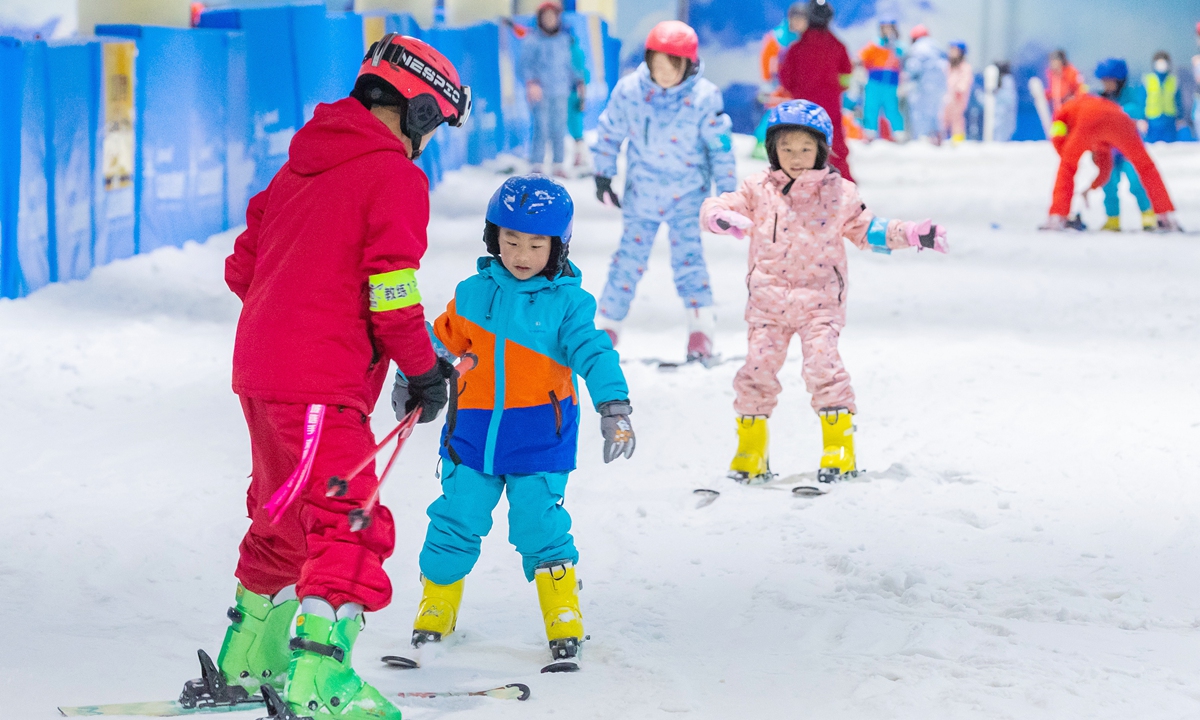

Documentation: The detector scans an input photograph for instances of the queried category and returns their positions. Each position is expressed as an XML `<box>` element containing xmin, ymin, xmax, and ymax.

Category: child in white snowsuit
<box><xmin>591</xmin><ymin>20</ymin><xmax>737</xmax><ymax>361</ymax></box>
<box><xmin>700</xmin><ymin>100</ymin><xmax>948</xmax><ymax>487</ymax></box>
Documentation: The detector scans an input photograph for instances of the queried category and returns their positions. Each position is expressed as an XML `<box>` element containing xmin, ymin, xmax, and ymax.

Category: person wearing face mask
<box><xmin>520</xmin><ymin>2</ymin><xmax>584</xmax><ymax>175</ymax></box>
<box><xmin>590</xmin><ymin>20</ymin><xmax>737</xmax><ymax>364</ymax></box>
<box><xmin>700</xmin><ymin>100</ymin><xmax>948</xmax><ymax>489</ymax></box>
<box><xmin>1140</xmin><ymin>51</ymin><xmax>1182</xmax><ymax>143</ymax></box>
<box><xmin>858</xmin><ymin>18</ymin><xmax>907</xmax><ymax>141</ymax></box>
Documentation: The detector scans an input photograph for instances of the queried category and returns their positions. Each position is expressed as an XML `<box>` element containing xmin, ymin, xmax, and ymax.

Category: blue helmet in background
<box><xmin>486</xmin><ymin>175</ymin><xmax>574</xmax><ymax>244</ymax></box>
<box><xmin>949</xmin><ymin>40</ymin><xmax>968</xmax><ymax>55</ymax></box>
<box><xmin>766</xmin><ymin>99</ymin><xmax>833</xmax><ymax>144</ymax></box>
<box><xmin>1095</xmin><ymin>57</ymin><xmax>1128</xmax><ymax>81</ymax></box>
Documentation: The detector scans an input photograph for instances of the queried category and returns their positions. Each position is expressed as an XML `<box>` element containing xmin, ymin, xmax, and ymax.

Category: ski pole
<box><xmin>325</xmin><ymin>407</ymin><xmax>419</xmax><ymax>499</ymax></box>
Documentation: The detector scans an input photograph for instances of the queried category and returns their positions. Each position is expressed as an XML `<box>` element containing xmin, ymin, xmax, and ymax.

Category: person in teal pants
<box><xmin>858</xmin><ymin>18</ymin><xmax>906</xmax><ymax>140</ymax></box>
<box><xmin>1095</xmin><ymin>58</ymin><xmax>1155</xmax><ymax>231</ymax></box>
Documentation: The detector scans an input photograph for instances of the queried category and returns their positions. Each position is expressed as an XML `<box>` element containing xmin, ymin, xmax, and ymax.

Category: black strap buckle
<box><xmin>289</xmin><ymin>637</ymin><xmax>345</xmax><ymax>663</ymax></box>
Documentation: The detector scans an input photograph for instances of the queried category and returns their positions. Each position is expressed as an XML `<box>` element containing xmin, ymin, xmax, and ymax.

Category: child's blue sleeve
<box><xmin>592</xmin><ymin>82</ymin><xmax>631</xmax><ymax>179</ymax></box>
<box><xmin>559</xmin><ymin>290</ymin><xmax>628</xmax><ymax>409</ymax></box>
<box><xmin>699</xmin><ymin>90</ymin><xmax>738</xmax><ymax>194</ymax></box>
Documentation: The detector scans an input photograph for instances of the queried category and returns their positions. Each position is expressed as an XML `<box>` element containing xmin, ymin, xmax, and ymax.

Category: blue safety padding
<box><xmin>46</xmin><ymin>40</ymin><xmax>99</xmax><ymax>283</ymax></box>
<box><xmin>428</xmin><ymin>22</ymin><xmax>503</xmax><ymax>168</ymax></box>
<box><xmin>198</xmin><ymin>7</ymin><xmax>302</xmax><ymax>198</ymax></box>
<box><xmin>0</xmin><ymin>38</ymin><xmax>52</xmax><ymax>298</ymax></box>
<box><xmin>384</xmin><ymin>12</ymin><xmax>422</xmax><ymax>37</ymax></box>
<box><xmin>293</xmin><ymin>6</ymin><xmax>362</xmax><ymax>122</ymax></box>
<box><xmin>224</xmin><ymin>31</ymin><xmax>254</xmax><ymax>226</ymax></box>
<box><xmin>97</xmin><ymin>25</ymin><xmax>230</xmax><ymax>254</ymax></box>
<box><xmin>93</xmin><ymin>39</ymin><xmax>136</xmax><ymax>267</ymax></box>
<box><xmin>499</xmin><ymin>20</ymin><xmax>530</xmax><ymax>157</ymax></box>
<box><xmin>422</xmin><ymin>26</ymin><xmax>468</xmax><ymax>171</ymax></box>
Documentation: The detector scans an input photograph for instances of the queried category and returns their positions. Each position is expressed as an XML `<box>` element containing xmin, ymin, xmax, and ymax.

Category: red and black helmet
<box><xmin>355</xmin><ymin>34</ymin><xmax>472</xmax><ymax>157</ymax></box>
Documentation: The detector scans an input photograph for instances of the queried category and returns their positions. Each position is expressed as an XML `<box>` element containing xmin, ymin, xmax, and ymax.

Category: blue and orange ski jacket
<box><xmin>433</xmin><ymin>257</ymin><xmax>628</xmax><ymax>476</ymax></box>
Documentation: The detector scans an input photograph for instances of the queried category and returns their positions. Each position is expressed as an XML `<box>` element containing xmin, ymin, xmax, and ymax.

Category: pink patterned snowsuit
<box><xmin>700</xmin><ymin>167</ymin><xmax>911</xmax><ymax>417</ymax></box>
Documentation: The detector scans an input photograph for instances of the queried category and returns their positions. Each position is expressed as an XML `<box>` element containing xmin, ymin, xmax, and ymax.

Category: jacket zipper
<box><xmin>833</xmin><ymin>267</ymin><xmax>845</xmax><ymax>305</ymax></box>
<box><xmin>643</xmin><ymin>117</ymin><xmax>650</xmax><ymax>144</ymax></box>
<box><xmin>548</xmin><ymin>391</ymin><xmax>563</xmax><ymax>436</ymax></box>
<box><xmin>772</xmin><ymin>214</ymin><xmax>778</xmax><ymax>243</ymax></box>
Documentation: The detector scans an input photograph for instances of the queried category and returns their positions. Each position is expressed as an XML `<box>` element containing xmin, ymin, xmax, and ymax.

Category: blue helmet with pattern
<box><xmin>766</xmin><ymin>99</ymin><xmax>833</xmax><ymax>144</ymax></box>
<box><xmin>949</xmin><ymin>40</ymin><xmax>968</xmax><ymax>55</ymax></box>
<box><xmin>486</xmin><ymin>175</ymin><xmax>574</xmax><ymax>244</ymax></box>
<box><xmin>484</xmin><ymin>175</ymin><xmax>575</xmax><ymax>278</ymax></box>
<box><xmin>1095</xmin><ymin>57</ymin><xmax>1128</xmax><ymax>81</ymax></box>
<box><xmin>765</xmin><ymin>100</ymin><xmax>835</xmax><ymax>172</ymax></box>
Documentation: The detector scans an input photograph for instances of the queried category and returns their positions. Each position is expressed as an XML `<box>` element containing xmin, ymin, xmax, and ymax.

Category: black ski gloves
<box><xmin>595</xmin><ymin>176</ymin><xmax>621</xmax><ymax>208</ymax></box>
<box><xmin>392</xmin><ymin>357</ymin><xmax>454</xmax><ymax>424</ymax></box>
<box><xmin>598</xmin><ymin>400</ymin><xmax>635</xmax><ymax>463</ymax></box>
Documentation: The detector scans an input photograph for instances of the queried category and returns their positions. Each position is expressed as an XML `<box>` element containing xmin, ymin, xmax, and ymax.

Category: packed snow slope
<box><xmin>3</xmin><ymin>137</ymin><xmax>1200</xmax><ymax>719</ymax></box>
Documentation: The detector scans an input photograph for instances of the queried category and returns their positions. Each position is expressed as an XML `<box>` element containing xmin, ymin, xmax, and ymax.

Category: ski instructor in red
<box><xmin>777</xmin><ymin>0</ymin><xmax>855</xmax><ymax>180</ymax></box>
<box><xmin>190</xmin><ymin>35</ymin><xmax>469</xmax><ymax>720</ymax></box>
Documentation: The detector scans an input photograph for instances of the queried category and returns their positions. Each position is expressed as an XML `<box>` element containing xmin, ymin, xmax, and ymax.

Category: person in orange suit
<box><xmin>1046</xmin><ymin>49</ymin><xmax>1086</xmax><ymax>114</ymax></box>
<box><xmin>1040</xmin><ymin>94</ymin><xmax>1181</xmax><ymax>232</ymax></box>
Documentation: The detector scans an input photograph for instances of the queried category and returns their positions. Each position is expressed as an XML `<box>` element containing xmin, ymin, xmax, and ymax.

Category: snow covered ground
<box><xmin>4</xmin><ymin>137</ymin><xmax>1200</xmax><ymax>719</ymax></box>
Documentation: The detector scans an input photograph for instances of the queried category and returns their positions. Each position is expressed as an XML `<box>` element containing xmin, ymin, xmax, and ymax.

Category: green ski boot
<box><xmin>285</xmin><ymin>612</ymin><xmax>402</xmax><ymax>720</ymax></box>
<box><xmin>217</xmin><ymin>584</ymin><xmax>298</xmax><ymax>695</ymax></box>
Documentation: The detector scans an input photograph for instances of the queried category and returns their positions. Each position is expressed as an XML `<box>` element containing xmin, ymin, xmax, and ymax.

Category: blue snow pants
<box><xmin>1102</xmin><ymin>156</ymin><xmax>1151</xmax><ymax>217</ymax></box>
<box><xmin>1143</xmin><ymin>117</ymin><xmax>1177</xmax><ymax>144</ymax></box>
<box><xmin>598</xmin><ymin>190</ymin><xmax>712</xmax><ymax>321</ymax></box>
<box><xmin>419</xmin><ymin>462</ymin><xmax>577</xmax><ymax>585</ymax></box>
<box><xmin>530</xmin><ymin>94</ymin><xmax>569</xmax><ymax>165</ymax></box>
<box><xmin>863</xmin><ymin>81</ymin><xmax>904</xmax><ymax>133</ymax></box>
<box><xmin>908</xmin><ymin>91</ymin><xmax>941</xmax><ymax>140</ymax></box>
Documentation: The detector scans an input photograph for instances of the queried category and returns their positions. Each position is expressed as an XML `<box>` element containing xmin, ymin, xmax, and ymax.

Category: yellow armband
<box><xmin>368</xmin><ymin>268</ymin><xmax>421</xmax><ymax>311</ymax></box>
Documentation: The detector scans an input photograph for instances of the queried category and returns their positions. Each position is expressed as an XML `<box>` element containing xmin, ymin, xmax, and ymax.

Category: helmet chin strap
<box><xmin>407</xmin><ymin>131</ymin><xmax>424</xmax><ymax>159</ymax></box>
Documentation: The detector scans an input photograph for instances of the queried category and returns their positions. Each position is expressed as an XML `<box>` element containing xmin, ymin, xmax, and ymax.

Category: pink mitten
<box><xmin>707</xmin><ymin>210</ymin><xmax>753</xmax><ymax>239</ymax></box>
<box><xmin>902</xmin><ymin>219</ymin><xmax>949</xmax><ymax>253</ymax></box>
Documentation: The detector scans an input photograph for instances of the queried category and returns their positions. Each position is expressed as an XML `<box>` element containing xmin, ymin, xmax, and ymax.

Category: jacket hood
<box><xmin>635</xmin><ymin>61</ymin><xmax>705</xmax><ymax>98</ymax></box>
<box><xmin>477</xmin><ymin>256</ymin><xmax>583</xmax><ymax>294</ymax></box>
<box><xmin>288</xmin><ymin>97</ymin><xmax>410</xmax><ymax>176</ymax></box>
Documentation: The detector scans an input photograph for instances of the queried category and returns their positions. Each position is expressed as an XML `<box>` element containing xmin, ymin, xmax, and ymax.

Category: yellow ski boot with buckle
<box><xmin>411</xmin><ymin>576</ymin><xmax>464</xmax><ymax>648</ymax></box>
<box><xmin>535</xmin><ymin>560</ymin><xmax>585</xmax><ymax>673</ymax></box>
<box><xmin>1141</xmin><ymin>209</ymin><xmax>1157</xmax><ymax>231</ymax></box>
<box><xmin>729</xmin><ymin>415</ymin><xmax>772</xmax><ymax>484</ymax></box>
<box><xmin>818</xmin><ymin>408</ymin><xmax>857</xmax><ymax>485</ymax></box>
<box><xmin>1101</xmin><ymin>216</ymin><xmax>1121</xmax><ymax>232</ymax></box>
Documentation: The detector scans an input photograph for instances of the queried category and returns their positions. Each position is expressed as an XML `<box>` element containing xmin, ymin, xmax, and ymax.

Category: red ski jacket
<box><xmin>226</xmin><ymin>97</ymin><xmax>437</xmax><ymax>414</ymax></box>
<box><xmin>778</xmin><ymin>27</ymin><xmax>852</xmax><ymax>119</ymax></box>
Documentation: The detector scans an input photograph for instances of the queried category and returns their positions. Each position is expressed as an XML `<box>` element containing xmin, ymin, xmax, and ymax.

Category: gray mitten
<box><xmin>598</xmin><ymin>400</ymin><xmax>635</xmax><ymax>463</ymax></box>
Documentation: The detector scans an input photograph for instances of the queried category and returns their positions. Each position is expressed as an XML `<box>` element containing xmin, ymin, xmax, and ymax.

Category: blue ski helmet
<box><xmin>766</xmin><ymin>99</ymin><xmax>833</xmax><ymax>145</ymax></box>
<box><xmin>485</xmin><ymin>175</ymin><xmax>574</xmax><ymax>244</ymax></box>
<box><xmin>1095</xmin><ymin>57</ymin><xmax>1128</xmax><ymax>81</ymax></box>
<box><xmin>949</xmin><ymin>40</ymin><xmax>967</xmax><ymax>55</ymax></box>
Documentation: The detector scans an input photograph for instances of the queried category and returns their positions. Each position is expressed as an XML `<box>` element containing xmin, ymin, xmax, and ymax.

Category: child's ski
<box><xmin>622</xmin><ymin>354</ymin><xmax>745</xmax><ymax>371</ymax></box>
<box><xmin>58</xmin><ymin>701</ymin><xmax>254</xmax><ymax>717</ymax></box>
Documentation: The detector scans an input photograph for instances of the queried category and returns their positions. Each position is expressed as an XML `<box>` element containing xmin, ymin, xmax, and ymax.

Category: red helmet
<box><xmin>910</xmin><ymin>24</ymin><xmax>929</xmax><ymax>40</ymax></box>
<box><xmin>645</xmin><ymin>20</ymin><xmax>699</xmax><ymax>63</ymax></box>
<box><xmin>357</xmin><ymin>34</ymin><xmax>472</xmax><ymax>153</ymax></box>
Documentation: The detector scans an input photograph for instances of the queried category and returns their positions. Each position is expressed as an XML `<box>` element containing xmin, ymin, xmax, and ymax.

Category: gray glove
<box><xmin>598</xmin><ymin>400</ymin><xmax>635</xmax><ymax>463</ymax></box>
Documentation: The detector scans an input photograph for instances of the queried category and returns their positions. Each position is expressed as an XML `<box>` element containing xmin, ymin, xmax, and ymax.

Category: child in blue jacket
<box><xmin>591</xmin><ymin>20</ymin><xmax>737</xmax><ymax>363</ymax></box>
<box><xmin>406</xmin><ymin>175</ymin><xmax>635</xmax><ymax>672</ymax></box>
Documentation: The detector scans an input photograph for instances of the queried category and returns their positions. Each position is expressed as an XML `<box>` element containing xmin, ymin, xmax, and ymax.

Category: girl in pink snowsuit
<box><xmin>942</xmin><ymin>41</ymin><xmax>973</xmax><ymax>142</ymax></box>
<box><xmin>700</xmin><ymin>100</ymin><xmax>947</xmax><ymax>486</ymax></box>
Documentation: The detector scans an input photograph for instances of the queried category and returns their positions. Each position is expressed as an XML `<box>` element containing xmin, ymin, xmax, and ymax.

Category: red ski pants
<box><xmin>235</xmin><ymin>397</ymin><xmax>396</xmax><ymax>611</ymax></box>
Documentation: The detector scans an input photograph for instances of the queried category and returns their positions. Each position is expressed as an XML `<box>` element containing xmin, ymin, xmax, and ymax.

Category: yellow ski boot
<box><xmin>1101</xmin><ymin>216</ymin><xmax>1121</xmax><ymax>232</ymax></box>
<box><xmin>1141</xmin><ymin>209</ymin><xmax>1157</xmax><ymax>231</ymax></box>
<box><xmin>535</xmin><ymin>560</ymin><xmax>584</xmax><ymax>673</ymax></box>
<box><xmin>818</xmin><ymin>407</ymin><xmax>857</xmax><ymax>485</ymax></box>
<box><xmin>411</xmin><ymin>576</ymin><xmax>464</xmax><ymax>647</ymax></box>
<box><xmin>729</xmin><ymin>415</ymin><xmax>772</xmax><ymax>484</ymax></box>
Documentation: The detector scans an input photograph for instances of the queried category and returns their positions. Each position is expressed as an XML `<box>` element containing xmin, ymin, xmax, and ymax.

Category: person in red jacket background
<box><xmin>778</xmin><ymin>0</ymin><xmax>855</xmax><ymax>180</ymax></box>
<box><xmin>201</xmin><ymin>35</ymin><xmax>470</xmax><ymax>720</ymax></box>
<box><xmin>1040</xmin><ymin>93</ymin><xmax>1181</xmax><ymax>232</ymax></box>
<box><xmin>1046</xmin><ymin>49</ymin><xmax>1086</xmax><ymax>114</ymax></box>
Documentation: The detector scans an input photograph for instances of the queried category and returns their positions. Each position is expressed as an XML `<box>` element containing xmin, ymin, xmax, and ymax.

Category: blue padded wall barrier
<box><xmin>96</xmin><ymin>25</ymin><xmax>231</xmax><ymax>254</ymax></box>
<box><xmin>425</xmin><ymin>22</ymin><xmax>503</xmax><ymax>168</ymax></box>
<box><xmin>198</xmin><ymin>6</ymin><xmax>302</xmax><ymax>198</ymax></box>
<box><xmin>46</xmin><ymin>40</ymin><xmax>100</xmax><ymax>284</ymax></box>
<box><xmin>0</xmin><ymin>38</ymin><xmax>52</xmax><ymax>298</ymax></box>
<box><xmin>293</xmin><ymin>5</ymin><xmax>363</xmax><ymax>122</ymax></box>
